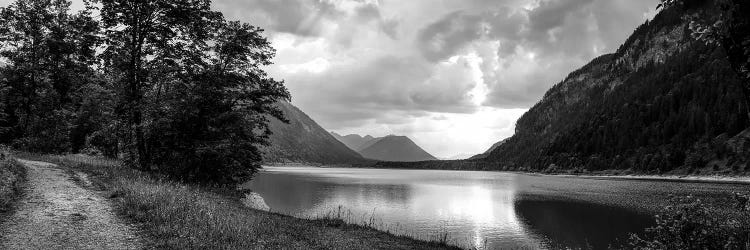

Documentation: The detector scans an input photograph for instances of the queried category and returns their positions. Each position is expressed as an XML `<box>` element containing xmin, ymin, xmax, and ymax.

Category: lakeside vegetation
<box><xmin>12</xmin><ymin>152</ymin><xmax>459</xmax><ymax>249</ymax></box>
<box><xmin>628</xmin><ymin>193</ymin><xmax>750</xmax><ymax>249</ymax></box>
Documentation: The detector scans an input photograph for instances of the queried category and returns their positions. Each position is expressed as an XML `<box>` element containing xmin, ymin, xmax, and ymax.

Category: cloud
<box><xmin>213</xmin><ymin>0</ymin><xmax>340</xmax><ymax>36</ymax></box>
<box><xmin>213</xmin><ymin>0</ymin><xmax>656</xmax><ymax>157</ymax></box>
<box><xmin>0</xmin><ymin>0</ymin><xmax>659</xmax><ymax>157</ymax></box>
<box><xmin>279</xmin><ymin>54</ymin><xmax>481</xmax><ymax>132</ymax></box>
<box><xmin>414</xmin><ymin>0</ymin><xmax>657</xmax><ymax>108</ymax></box>
<box><xmin>417</xmin><ymin>11</ymin><xmax>486</xmax><ymax>62</ymax></box>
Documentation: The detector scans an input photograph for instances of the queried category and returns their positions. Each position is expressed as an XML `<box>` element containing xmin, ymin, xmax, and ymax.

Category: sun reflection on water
<box><xmin>249</xmin><ymin>167</ymin><xmax>549</xmax><ymax>249</ymax></box>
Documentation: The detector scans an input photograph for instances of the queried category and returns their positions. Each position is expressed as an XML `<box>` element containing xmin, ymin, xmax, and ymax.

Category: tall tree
<box><xmin>148</xmin><ymin>21</ymin><xmax>289</xmax><ymax>183</ymax></box>
<box><xmin>0</xmin><ymin>0</ymin><xmax>99</xmax><ymax>152</ymax></box>
<box><xmin>97</xmin><ymin>0</ymin><xmax>223</xmax><ymax>169</ymax></box>
<box><xmin>98</xmin><ymin>0</ymin><xmax>289</xmax><ymax>183</ymax></box>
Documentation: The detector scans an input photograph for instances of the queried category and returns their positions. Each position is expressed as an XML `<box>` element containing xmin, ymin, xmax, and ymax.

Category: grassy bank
<box><xmin>0</xmin><ymin>149</ymin><xmax>26</xmax><ymax>212</ymax></box>
<box><xmin>14</xmin><ymin>153</ymin><xmax>460</xmax><ymax>250</ymax></box>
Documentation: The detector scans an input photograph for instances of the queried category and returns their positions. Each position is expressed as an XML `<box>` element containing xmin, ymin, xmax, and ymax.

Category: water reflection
<box><xmin>244</xmin><ymin>167</ymin><xmax>655</xmax><ymax>249</ymax></box>
<box><xmin>515</xmin><ymin>199</ymin><xmax>652</xmax><ymax>249</ymax></box>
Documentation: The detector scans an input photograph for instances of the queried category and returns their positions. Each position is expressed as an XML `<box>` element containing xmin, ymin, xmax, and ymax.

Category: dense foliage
<box><xmin>0</xmin><ymin>147</ymin><xmax>26</xmax><ymax>211</ymax></box>
<box><xmin>660</xmin><ymin>0</ymin><xmax>750</xmax><ymax>118</ymax></box>
<box><xmin>628</xmin><ymin>193</ymin><xmax>750</xmax><ymax>249</ymax></box>
<box><xmin>0</xmin><ymin>0</ymin><xmax>290</xmax><ymax>185</ymax></box>
<box><xmin>483</xmin><ymin>1</ymin><xmax>750</xmax><ymax>174</ymax></box>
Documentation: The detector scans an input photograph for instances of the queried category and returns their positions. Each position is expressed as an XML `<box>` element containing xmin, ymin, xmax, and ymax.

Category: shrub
<box><xmin>0</xmin><ymin>147</ymin><xmax>26</xmax><ymax>211</ymax></box>
<box><xmin>628</xmin><ymin>193</ymin><xmax>750</xmax><ymax>249</ymax></box>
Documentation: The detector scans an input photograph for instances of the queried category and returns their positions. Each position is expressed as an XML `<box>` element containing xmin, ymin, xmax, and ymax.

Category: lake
<box><xmin>243</xmin><ymin>167</ymin><xmax>749</xmax><ymax>249</ymax></box>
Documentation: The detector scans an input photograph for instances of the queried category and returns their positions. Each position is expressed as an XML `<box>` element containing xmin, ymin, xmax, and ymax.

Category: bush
<box><xmin>628</xmin><ymin>193</ymin><xmax>750</xmax><ymax>249</ymax></box>
<box><xmin>0</xmin><ymin>148</ymin><xmax>26</xmax><ymax>211</ymax></box>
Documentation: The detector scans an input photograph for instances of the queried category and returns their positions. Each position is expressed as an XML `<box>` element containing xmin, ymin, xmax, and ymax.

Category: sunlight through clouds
<box><xmin>218</xmin><ymin>0</ymin><xmax>656</xmax><ymax>158</ymax></box>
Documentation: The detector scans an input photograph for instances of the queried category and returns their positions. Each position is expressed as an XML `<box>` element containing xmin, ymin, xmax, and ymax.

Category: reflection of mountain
<box><xmin>247</xmin><ymin>168</ymin><xmax>545</xmax><ymax>249</ymax></box>
<box><xmin>513</xmin><ymin>199</ymin><xmax>653</xmax><ymax>249</ymax></box>
<box><xmin>246</xmin><ymin>169</ymin><xmax>413</xmax><ymax>215</ymax></box>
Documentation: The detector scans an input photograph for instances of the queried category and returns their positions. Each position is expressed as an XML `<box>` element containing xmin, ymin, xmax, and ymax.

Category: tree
<box><xmin>659</xmin><ymin>0</ymin><xmax>750</xmax><ymax>118</ymax></box>
<box><xmin>96</xmin><ymin>0</ymin><xmax>226</xmax><ymax>169</ymax></box>
<box><xmin>0</xmin><ymin>0</ymin><xmax>99</xmax><ymax>152</ymax></box>
<box><xmin>97</xmin><ymin>0</ymin><xmax>289</xmax><ymax>183</ymax></box>
<box><xmin>147</xmin><ymin>20</ymin><xmax>290</xmax><ymax>184</ymax></box>
<box><xmin>0</xmin><ymin>0</ymin><xmax>290</xmax><ymax>185</ymax></box>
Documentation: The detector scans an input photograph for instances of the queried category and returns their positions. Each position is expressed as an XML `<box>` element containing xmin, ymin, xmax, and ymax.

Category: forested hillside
<box><xmin>484</xmin><ymin>2</ymin><xmax>750</xmax><ymax>174</ymax></box>
<box><xmin>262</xmin><ymin>102</ymin><xmax>365</xmax><ymax>165</ymax></box>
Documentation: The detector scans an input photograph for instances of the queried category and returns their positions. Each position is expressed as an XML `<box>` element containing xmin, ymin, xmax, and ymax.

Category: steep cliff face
<box><xmin>262</xmin><ymin>102</ymin><xmax>365</xmax><ymax>165</ymax></box>
<box><xmin>485</xmin><ymin>5</ymin><xmax>749</xmax><ymax>174</ymax></box>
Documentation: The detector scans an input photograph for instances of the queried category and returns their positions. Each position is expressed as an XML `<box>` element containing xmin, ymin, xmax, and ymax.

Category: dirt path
<box><xmin>0</xmin><ymin>160</ymin><xmax>142</xmax><ymax>250</ymax></box>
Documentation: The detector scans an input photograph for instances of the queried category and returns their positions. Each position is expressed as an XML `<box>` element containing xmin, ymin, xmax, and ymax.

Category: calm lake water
<box><xmin>244</xmin><ymin>167</ymin><xmax>748</xmax><ymax>249</ymax></box>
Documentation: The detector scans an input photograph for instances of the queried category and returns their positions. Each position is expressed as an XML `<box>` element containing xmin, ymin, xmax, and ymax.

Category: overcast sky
<box><xmin>212</xmin><ymin>0</ymin><xmax>658</xmax><ymax>158</ymax></box>
<box><xmin>0</xmin><ymin>0</ymin><xmax>658</xmax><ymax>158</ymax></box>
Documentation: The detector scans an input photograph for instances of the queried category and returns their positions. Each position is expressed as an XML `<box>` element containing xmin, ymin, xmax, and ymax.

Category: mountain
<box><xmin>330</xmin><ymin>132</ymin><xmax>376</xmax><ymax>151</ymax></box>
<box><xmin>358</xmin><ymin>135</ymin><xmax>438</xmax><ymax>162</ymax></box>
<box><xmin>356</xmin><ymin>136</ymin><xmax>383</xmax><ymax>152</ymax></box>
<box><xmin>262</xmin><ymin>102</ymin><xmax>365</xmax><ymax>165</ymax></box>
<box><xmin>373</xmin><ymin>1</ymin><xmax>749</xmax><ymax>174</ymax></box>
<box><xmin>482</xmin><ymin>3</ymin><xmax>750</xmax><ymax>174</ymax></box>
<box><xmin>470</xmin><ymin>139</ymin><xmax>508</xmax><ymax>159</ymax></box>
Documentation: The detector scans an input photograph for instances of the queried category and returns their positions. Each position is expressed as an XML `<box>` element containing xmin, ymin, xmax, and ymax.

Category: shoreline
<box><xmin>14</xmin><ymin>154</ymin><xmax>460</xmax><ymax>250</ymax></box>
<box><xmin>264</xmin><ymin>163</ymin><xmax>750</xmax><ymax>185</ymax></box>
<box><xmin>538</xmin><ymin>173</ymin><xmax>750</xmax><ymax>184</ymax></box>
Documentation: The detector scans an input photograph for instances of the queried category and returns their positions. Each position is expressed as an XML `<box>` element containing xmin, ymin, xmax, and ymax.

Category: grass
<box><xmin>0</xmin><ymin>148</ymin><xmax>26</xmax><ymax>213</ymax></box>
<box><xmin>13</xmin><ymin>152</ymin><xmax>461</xmax><ymax>250</ymax></box>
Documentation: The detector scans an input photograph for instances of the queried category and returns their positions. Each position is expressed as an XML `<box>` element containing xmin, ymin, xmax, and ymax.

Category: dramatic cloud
<box><xmin>414</xmin><ymin>0</ymin><xmax>657</xmax><ymax>108</ymax></box>
<box><xmin>213</xmin><ymin>0</ymin><xmax>659</xmax><ymax>157</ymax></box>
<box><xmin>0</xmin><ymin>0</ymin><xmax>658</xmax><ymax>157</ymax></box>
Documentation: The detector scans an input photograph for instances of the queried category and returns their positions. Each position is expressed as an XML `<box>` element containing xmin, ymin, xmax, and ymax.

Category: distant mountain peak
<box><xmin>358</xmin><ymin>135</ymin><xmax>437</xmax><ymax>162</ymax></box>
<box><xmin>331</xmin><ymin>132</ymin><xmax>437</xmax><ymax>162</ymax></box>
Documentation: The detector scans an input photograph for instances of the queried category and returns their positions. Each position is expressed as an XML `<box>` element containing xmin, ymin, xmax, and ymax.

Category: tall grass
<box><xmin>308</xmin><ymin>205</ymin><xmax>476</xmax><ymax>248</ymax></box>
<box><xmin>14</xmin><ymin>152</ymin><xmax>461</xmax><ymax>249</ymax></box>
<box><xmin>0</xmin><ymin>148</ymin><xmax>26</xmax><ymax>212</ymax></box>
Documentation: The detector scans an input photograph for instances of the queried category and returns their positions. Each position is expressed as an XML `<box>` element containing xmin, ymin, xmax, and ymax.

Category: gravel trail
<box><xmin>0</xmin><ymin>160</ymin><xmax>142</xmax><ymax>250</ymax></box>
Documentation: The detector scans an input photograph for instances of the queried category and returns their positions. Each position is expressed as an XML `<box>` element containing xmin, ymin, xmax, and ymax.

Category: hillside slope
<box><xmin>358</xmin><ymin>136</ymin><xmax>438</xmax><ymax>162</ymax></box>
<box><xmin>484</xmin><ymin>3</ymin><xmax>749</xmax><ymax>175</ymax></box>
<box><xmin>470</xmin><ymin>139</ymin><xmax>507</xmax><ymax>160</ymax></box>
<box><xmin>262</xmin><ymin>102</ymin><xmax>365</xmax><ymax>165</ymax></box>
<box><xmin>330</xmin><ymin>133</ymin><xmax>376</xmax><ymax>151</ymax></box>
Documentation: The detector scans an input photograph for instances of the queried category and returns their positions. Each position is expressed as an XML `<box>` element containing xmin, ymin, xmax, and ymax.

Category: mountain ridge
<box><xmin>358</xmin><ymin>135</ymin><xmax>438</xmax><ymax>162</ymax></box>
<box><xmin>262</xmin><ymin>102</ymin><xmax>365</xmax><ymax>165</ymax></box>
<box><xmin>482</xmin><ymin>4</ymin><xmax>749</xmax><ymax>174</ymax></box>
<box><xmin>330</xmin><ymin>132</ymin><xmax>377</xmax><ymax>151</ymax></box>
<box><xmin>374</xmin><ymin>2</ymin><xmax>750</xmax><ymax>175</ymax></box>
<box><xmin>331</xmin><ymin>133</ymin><xmax>438</xmax><ymax>162</ymax></box>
